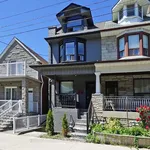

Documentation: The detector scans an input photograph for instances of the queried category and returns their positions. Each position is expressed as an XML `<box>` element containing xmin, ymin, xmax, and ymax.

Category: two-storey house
<box><xmin>0</xmin><ymin>37</ymin><xmax>48</xmax><ymax>117</ymax></box>
<box><xmin>32</xmin><ymin>0</ymin><xmax>150</xmax><ymax>133</ymax></box>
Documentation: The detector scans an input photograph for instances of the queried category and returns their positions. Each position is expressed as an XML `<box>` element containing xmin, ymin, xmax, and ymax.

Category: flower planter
<box><xmin>94</xmin><ymin>132</ymin><xmax>150</xmax><ymax>148</ymax></box>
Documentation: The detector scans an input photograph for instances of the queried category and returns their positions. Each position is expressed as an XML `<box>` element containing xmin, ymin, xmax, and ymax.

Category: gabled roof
<box><xmin>0</xmin><ymin>37</ymin><xmax>48</xmax><ymax>65</ymax></box>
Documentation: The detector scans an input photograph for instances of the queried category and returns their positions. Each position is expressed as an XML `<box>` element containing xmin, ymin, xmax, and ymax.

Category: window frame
<box><xmin>117</xmin><ymin>32</ymin><xmax>150</xmax><ymax>59</ymax></box>
<box><xmin>127</xmin><ymin>4</ymin><xmax>135</xmax><ymax>17</ymax></box>
<box><xmin>5</xmin><ymin>86</ymin><xmax>17</xmax><ymax>100</ymax></box>
<box><xmin>133</xmin><ymin>79</ymin><xmax>150</xmax><ymax>96</ymax></box>
<box><xmin>60</xmin><ymin>81</ymin><xmax>74</xmax><ymax>94</ymax></box>
<box><xmin>118</xmin><ymin>37</ymin><xmax>125</xmax><ymax>58</ymax></box>
<box><xmin>59</xmin><ymin>38</ymin><xmax>86</xmax><ymax>63</ymax></box>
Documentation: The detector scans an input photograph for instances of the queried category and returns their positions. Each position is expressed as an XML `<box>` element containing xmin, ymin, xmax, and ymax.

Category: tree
<box><xmin>62</xmin><ymin>113</ymin><xmax>69</xmax><ymax>137</ymax></box>
<box><xmin>45</xmin><ymin>110</ymin><xmax>54</xmax><ymax>135</ymax></box>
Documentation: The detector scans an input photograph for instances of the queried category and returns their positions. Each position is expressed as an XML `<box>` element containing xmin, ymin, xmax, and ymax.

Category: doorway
<box><xmin>28</xmin><ymin>88</ymin><xmax>33</xmax><ymax>112</ymax></box>
<box><xmin>106</xmin><ymin>81</ymin><xmax>118</xmax><ymax>96</ymax></box>
<box><xmin>86</xmin><ymin>82</ymin><xmax>95</xmax><ymax>109</ymax></box>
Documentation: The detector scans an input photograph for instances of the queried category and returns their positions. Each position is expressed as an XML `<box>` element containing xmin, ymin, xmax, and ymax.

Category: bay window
<box><xmin>118</xmin><ymin>32</ymin><xmax>149</xmax><ymax>58</ymax></box>
<box><xmin>119</xmin><ymin>37</ymin><xmax>125</xmax><ymax>58</ymax></box>
<box><xmin>128</xmin><ymin>35</ymin><xmax>140</xmax><ymax>56</ymax></box>
<box><xmin>134</xmin><ymin>79</ymin><xmax>150</xmax><ymax>96</ymax></box>
<box><xmin>59</xmin><ymin>38</ymin><xmax>85</xmax><ymax>62</ymax></box>
<box><xmin>60</xmin><ymin>81</ymin><xmax>73</xmax><ymax>94</ymax></box>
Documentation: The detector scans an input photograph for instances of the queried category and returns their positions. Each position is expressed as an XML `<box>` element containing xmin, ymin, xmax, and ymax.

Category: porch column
<box><xmin>22</xmin><ymin>79</ymin><xmax>28</xmax><ymax>114</ymax></box>
<box><xmin>95</xmin><ymin>72</ymin><xmax>101</xmax><ymax>94</ymax></box>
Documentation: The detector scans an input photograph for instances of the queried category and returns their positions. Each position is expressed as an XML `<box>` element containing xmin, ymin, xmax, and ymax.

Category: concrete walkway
<box><xmin>0</xmin><ymin>132</ymin><xmax>148</xmax><ymax>150</ymax></box>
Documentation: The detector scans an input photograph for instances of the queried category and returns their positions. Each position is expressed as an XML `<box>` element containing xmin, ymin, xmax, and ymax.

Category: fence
<box><xmin>55</xmin><ymin>94</ymin><xmax>77</xmax><ymax>108</ymax></box>
<box><xmin>0</xmin><ymin>62</ymin><xmax>25</xmax><ymax>77</ymax></box>
<box><xmin>13</xmin><ymin>114</ymin><xmax>46</xmax><ymax>134</ymax></box>
<box><xmin>104</xmin><ymin>96</ymin><xmax>150</xmax><ymax>111</ymax></box>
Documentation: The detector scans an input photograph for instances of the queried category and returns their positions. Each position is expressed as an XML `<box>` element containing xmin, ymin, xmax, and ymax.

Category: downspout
<box><xmin>40</xmin><ymin>75</ymin><xmax>44</xmax><ymax>115</ymax></box>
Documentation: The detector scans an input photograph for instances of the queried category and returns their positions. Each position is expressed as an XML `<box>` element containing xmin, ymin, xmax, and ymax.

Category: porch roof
<box><xmin>95</xmin><ymin>58</ymin><xmax>150</xmax><ymax>74</ymax></box>
<box><xmin>31</xmin><ymin>62</ymin><xmax>95</xmax><ymax>76</ymax></box>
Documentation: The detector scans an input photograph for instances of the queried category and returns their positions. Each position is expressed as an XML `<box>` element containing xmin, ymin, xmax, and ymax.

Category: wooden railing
<box><xmin>55</xmin><ymin>94</ymin><xmax>77</xmax><ymax>108</ymax></box>
<box><xmin>104</xmin><ymin>96</ymin><xmax>150</xmax><ymax>111</ymax></box>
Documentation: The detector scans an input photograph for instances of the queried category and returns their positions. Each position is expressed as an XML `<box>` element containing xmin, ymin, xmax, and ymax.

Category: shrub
<box><xmin>62</xmin><ymin>114</ymin><xmax>69</xmax><ymax>137</ymax></box>
<box><xmin>92</xmin><ymin>124</ymin><xmax>105</xmax><ymax>133</ymax></box>
<box><xmin>136</xmin><ymin>106</ymin><xmax>150</xmax><ymax>129</ymax></box>
<box><xmin>45</xmin><ymin>110</ymin><xmax>54</xmax><ymax>136</ymax></box>
<box><xmin>86</xmin><ymin>134</ymin><xmax>100</xmax><ymax>144</ymax></box>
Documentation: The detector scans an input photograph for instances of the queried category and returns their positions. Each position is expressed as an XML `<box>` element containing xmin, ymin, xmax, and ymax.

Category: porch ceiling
<box><xmin>31</xmin><ymin>64</ymin><xmax>95</xmax><ymax>76</ymax></box>
<box><xmin>95</xmin><ymin>59</ymin><xmax>150</xmax><ymax>74</ymax></box>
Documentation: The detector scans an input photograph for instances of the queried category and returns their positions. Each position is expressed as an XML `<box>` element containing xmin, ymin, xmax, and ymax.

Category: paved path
<box><xmin>0</xmin><ymin>132</ymin><xmax>148</xmax><ymax>150</ymax></box>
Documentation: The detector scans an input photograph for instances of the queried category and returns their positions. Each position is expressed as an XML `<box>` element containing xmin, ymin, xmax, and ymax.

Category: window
<box><xmin>138</xmin><ymin>5</ymin><xmax>142</xmax><ymax>17</ymax></box>
<box><xmin>119</xmin><ymin>8</ymin><xmax>123</xmax><ymax>20</ymax></box>
<box><xmin>67</xmin><ymin>19</ymin><xmax>83</xmax><ymax>32</ymax></box>
<box><xmin>127</xmin><ymin>4</ymin><xmax>135</xmax><ymax>16</ymax></box>
<box><xmin>118</xmin><ymin>32</ymin><xmax>149</xmax><ymax>58</ymax></box>
<box><xmin>134</xmin><ymin>79</ymin><xmax>150</xmax><ymax>96</ymax></box>
<box><xmin>119</xmin><ymin>37</ymin><xmax>125</xmax><ymax>58</ymax></box>
<box><xmin>5</xmin><ymin>87</ymin><xmax>17</xmax><ymax>100</ymax></box>
<box><xmin>59</xmin><ymin>38</ymin><xmax>85</xmax><ymax>62</ymax></box>
<box><xmin>143</xmin><ymin>35</ymin><xmax>149</xmax><ymax>56</ymax></box>
<box><xmin>60</xmin><ymin>45</ymin><xmax>64</xmax><ymax>62</ymax></box>
<box><xmin>78</xmin><ymin>42</ymin><xmax>85</xmax><ymax>61</ymax></box>
<box><xmin>60</xmin><ymin>81</ymin><xmax>73</xmax><ymax>94</ymax></box>
<box><xmin>66</xmin><ymin>42</ymin><xmax>75</xmax><ymax>61</ymax></box>
<box><xmin>128</xmin><ymin>35</ymin><xmax>140</xmax><ymax>56</ymax></box>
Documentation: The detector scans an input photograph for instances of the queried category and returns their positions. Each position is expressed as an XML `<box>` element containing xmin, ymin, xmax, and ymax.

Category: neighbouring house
<box><xmin>31</xmin><ymin>0</ymin><xmax>150</xmax><ymax>134</ymax></box>
<box><xmin>0</xmin><ymin>37</ymin><xmax>48</xmax><ymax>116</ymax></box>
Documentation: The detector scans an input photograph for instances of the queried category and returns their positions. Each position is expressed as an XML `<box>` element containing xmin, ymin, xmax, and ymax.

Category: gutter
<box><xmin>40</xmin><ymin>75</ymin><xmax>44</xmax><ymax>115</ymax></box>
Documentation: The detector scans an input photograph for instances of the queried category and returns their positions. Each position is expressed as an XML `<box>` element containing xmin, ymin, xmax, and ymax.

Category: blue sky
<box><xmin>0</xmin><ymin>0</ymin><xmax>118</xmax><ymax>60</ymax></box>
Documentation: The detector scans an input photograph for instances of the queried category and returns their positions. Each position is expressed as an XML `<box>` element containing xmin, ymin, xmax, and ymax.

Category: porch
<box><xmin>0</xmin><ymin>79</ymin><xmax>40</xmax><ymax>114</ymax></box>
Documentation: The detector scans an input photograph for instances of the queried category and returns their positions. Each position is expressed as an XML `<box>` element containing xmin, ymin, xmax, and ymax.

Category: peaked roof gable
<box><xmin>0</xmin><ymin>37</ymin><xmax>48</xmax><ymax>64</ymax></box>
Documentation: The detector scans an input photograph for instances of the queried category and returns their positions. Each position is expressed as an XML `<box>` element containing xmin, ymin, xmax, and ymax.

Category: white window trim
<box><xmin>5</xmin><ymin>86</ymin><xmax>17</xmax><ymax>100</ymax></box>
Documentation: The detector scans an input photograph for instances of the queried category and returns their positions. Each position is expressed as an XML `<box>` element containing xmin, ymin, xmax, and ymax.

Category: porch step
<box><xmin>74</xmin><ymin>125</ymin><xmax>87</xmax><ymax>134</ymax></box>
<box><xmin>70</xmin><ymin>132</ymin><xmax>87</xmax><ymax>142</ymax></box>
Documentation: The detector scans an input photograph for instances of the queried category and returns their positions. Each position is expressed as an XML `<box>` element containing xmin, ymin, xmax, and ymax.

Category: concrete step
<box><xmin>75</xmin><ymin>122</ymin><xmax>87</xmax><ymax>127</ymax></box>
<box><xmin>74</xmin><ymin>125</ymin><xmax>87</xmax><ymax>134</ymax></box>
<box><xmin>71</xmin><ymin>132</ymin><xmax>87</xmax><ymax>139</ymax></box>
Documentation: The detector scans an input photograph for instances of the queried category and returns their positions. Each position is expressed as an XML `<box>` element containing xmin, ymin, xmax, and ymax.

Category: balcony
<box><xmin>0</xmin><ymin>62</ymin><xmax>26</xmax><ymax>77</ymax></box>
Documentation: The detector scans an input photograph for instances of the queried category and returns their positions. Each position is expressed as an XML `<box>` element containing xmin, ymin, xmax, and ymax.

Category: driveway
<box><xmin>0</xmin><ymin>132</ymin><xmax>148</xmax><ymax>150</ymax></box>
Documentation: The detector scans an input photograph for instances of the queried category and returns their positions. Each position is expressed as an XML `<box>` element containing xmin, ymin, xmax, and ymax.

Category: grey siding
<box><xmin>51</xmin><ymin>75</ymin><xmax>95</xmax><ymax>109</ymax></box>
<box><xmin>86</xmin><ymin>39</ymin><xmax>101</xmax><ymax>61</ymax></box>
<box><xmin>0</xmin><ymin>41</ymin><xmax>40</xmax><ymax>79</ymax></box>
<box><xmin>101</xmin><ymin>36</ymin><xmax>118</xmax><ymax>61</ymax></box>
<box><xmin>51</xmin><ymin>38</ymin><xmax>101</xmax><ymax>64</ymax></box>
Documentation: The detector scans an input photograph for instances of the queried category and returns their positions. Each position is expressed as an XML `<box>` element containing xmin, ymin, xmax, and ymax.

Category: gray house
<box><xmin>32</xmin><ymin>0</ymin><xmax>150</xmax><ymax>134</ymax></box>
<box><xmin>0</xmin><ymin>37</ymin><xmax>48</xmax><ymax>115</ymax></box>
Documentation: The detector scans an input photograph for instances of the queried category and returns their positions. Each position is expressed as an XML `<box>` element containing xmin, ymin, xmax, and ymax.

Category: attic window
<box><xmin>67</xmin><ymin>19</ymin><xmax>83</xmax><ymax>32</ymax></box>
<box><xmin>119</xmin><ymin>8</ymin><xmax>123</xmax><ymax>20</ymax></box>
<box><xmin>127</xmin><ymin>4</ymin><xmax>135</xmax><ymax>16</ymax></box>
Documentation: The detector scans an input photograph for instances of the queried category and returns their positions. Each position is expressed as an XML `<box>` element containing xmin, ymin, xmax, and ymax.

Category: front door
<box><xmin>86</xmin><ymin>82</ymin><xmax>95</xmax><ymax>109</ymax></box>
<box><xmin>106</xmin><ymin>81</ymin><xmax>118</xmax><ymax>96</ymax></box>
<box><xmin>28</xmin><ymin>88</ymin><xmax>33</xmax><ymax>112</ymax></box>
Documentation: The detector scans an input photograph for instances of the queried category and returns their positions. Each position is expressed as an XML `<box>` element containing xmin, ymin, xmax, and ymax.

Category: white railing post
<box><xmin>18</xmin><ymin>100</ymin><xmax>22</xmax><ymax>113</ymax></box>
<box><xmin>38</xmin><ymin>115</ymin><xmax>40</xmax><ymax>126</ymax></box>
<box><xmin>24</xmin><ymin>61</ymin><xmax>26</xmax><ymax>76</ymax></box>
<box><xmin>13</xmin><ymin>117</ymin><xmax>16</xmax><ymax>134</ymax></box>
<box><xmin>27</xmin><ymin>116</ymin><xmax>29</xmax><ymax>129</ymax></box>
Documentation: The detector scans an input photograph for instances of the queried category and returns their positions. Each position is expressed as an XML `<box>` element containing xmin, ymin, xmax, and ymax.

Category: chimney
<box><xmin>48</xmin><ymin>26</ymin><xmax>57</xmax><ymax>37</ymax></box>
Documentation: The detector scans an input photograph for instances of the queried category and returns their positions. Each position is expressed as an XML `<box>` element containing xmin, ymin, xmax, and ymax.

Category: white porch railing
<box><xmin>0</xmin><ymin>62</ymin><xmax>26</xmax><ymax>77</ymax></box>
<box><xmin>104</xmin><ymin>96</ymin><xmax>150</xmax><ymax>111</ymax></box>
<box><xmin>13</xmin><ymin>114</ymin><xmax>46</xmax><ymax>134</ymax></box>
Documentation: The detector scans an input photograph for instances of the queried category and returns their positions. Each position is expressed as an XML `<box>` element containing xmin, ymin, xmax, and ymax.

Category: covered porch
<box><xmin>95</xmin><ymin>59</ymin><xmax>150</xmax><ymax>112</ymax></box>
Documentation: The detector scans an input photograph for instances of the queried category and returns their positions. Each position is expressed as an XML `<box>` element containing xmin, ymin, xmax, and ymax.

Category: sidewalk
<box><xmin>0</xmin><ymin>132</ymin><xmax>148</xmax><ymax>150</ymax></box>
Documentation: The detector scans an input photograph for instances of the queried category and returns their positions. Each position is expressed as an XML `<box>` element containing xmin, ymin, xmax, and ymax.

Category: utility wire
<box><xmin>0</xmin><ymin>1</ymin><xmax>150</xmax><ymax>38</ymax></box>
<box><xmin>0</xmin><ymin>6</ymin><xmax>111</xmax><ymax>33</ymax></box>
<box><xmin>0</xmin><ymin>0</ymin><xmax>111</xmax><ymax>29</ymax></box>
<box><xmin>0</xmin><ymin>0</ymin><xmax>71</xmax><ymax>20</ymax></box>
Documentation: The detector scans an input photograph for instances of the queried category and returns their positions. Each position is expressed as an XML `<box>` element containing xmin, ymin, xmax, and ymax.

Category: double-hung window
<box><xmin>65</xmin><ymin>42</ymin><xmax>75</xmax><ymax>61</ymax></box>
<box><xmin>128</xmin><ymin>35</ymin><xmax>140</xmax><ymax>56</ymax></box>
<box><xmin>143</xmin><ymin>35</ymin><xmax>149</xmax><ymax>56</ymax></box>
<box><xmin>5</xmin><ymin>87</ymin><xmax>17</xmax><ymax>100</ymax></box>
<box><xmin>127</xmin><ymin>4</ymin><xmax>135</xmax><ymax>17</ymax></box>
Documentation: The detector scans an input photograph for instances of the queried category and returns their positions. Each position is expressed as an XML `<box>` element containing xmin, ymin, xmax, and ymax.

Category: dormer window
<box><xmin>119</xmin><ymin>8</ymin><xmax>123</xmax><ymax>20</ymax></box>
<box><xmin>127</xmin><ymin>4</ymin><xmax>135</xmax><ymax>17</ymax></box>
<box><xmin>67</xmin><ymin>19</ymin><xmax>83</xmax><ymax>32</ymax></box>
